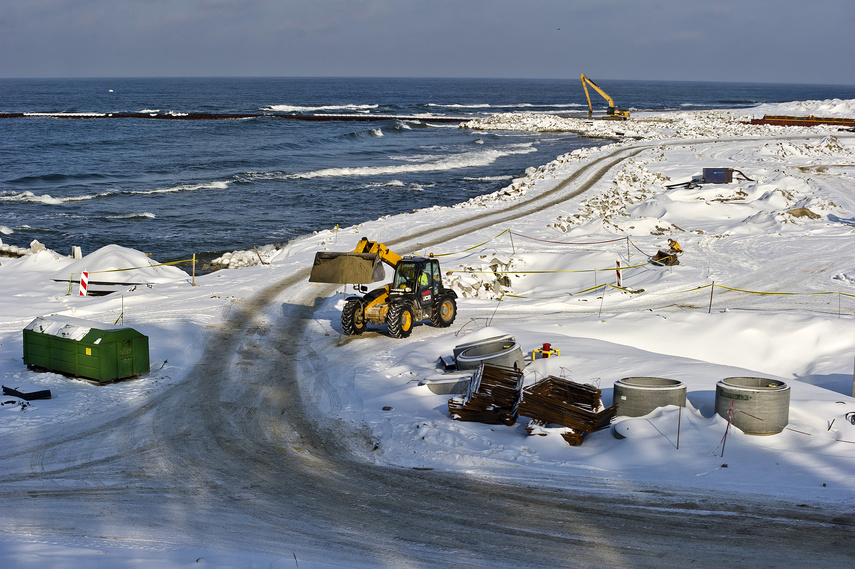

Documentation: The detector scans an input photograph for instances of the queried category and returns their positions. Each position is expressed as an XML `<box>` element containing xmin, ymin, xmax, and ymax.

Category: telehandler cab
<box><xmin>309</xmin><ymin>238</ymin><xmax>458</xmax><ymax>338</ymax></box>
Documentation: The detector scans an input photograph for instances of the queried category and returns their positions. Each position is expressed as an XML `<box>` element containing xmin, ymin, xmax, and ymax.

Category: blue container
<box><xmin>703</xmin><ymin>168</ymin><xmax>733</xmax><ymax>184</ymax></box>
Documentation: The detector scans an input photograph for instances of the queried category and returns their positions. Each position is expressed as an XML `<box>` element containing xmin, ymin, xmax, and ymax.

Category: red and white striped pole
<box><xmin>78</xmin><ymin>271</ymin><xmax>89</xmax><ymax>296</ymax></box>
<box><xmin>616</xmin><ymin>261</ymin><xmax>622</xmax><ymax>288</ymax></box>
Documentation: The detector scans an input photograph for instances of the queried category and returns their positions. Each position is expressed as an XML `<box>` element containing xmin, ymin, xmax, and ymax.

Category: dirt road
<box><xmin>2</xmin><ymin>141</ymin><xmax>853</xmax><ymax>568</ymax></box>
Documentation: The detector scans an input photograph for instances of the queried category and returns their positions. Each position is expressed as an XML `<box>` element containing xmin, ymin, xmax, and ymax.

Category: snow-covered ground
<box><xmin>2</xmin><ymin>101</ymin><xmax>855</xmax><ymax>567</ymax></box>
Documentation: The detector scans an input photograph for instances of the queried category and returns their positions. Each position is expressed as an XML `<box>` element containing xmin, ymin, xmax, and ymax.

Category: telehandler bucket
<box><xmin>308</xmin><ymin>252</ymin><xmax>386</xmax><ymax>284</ymax></box>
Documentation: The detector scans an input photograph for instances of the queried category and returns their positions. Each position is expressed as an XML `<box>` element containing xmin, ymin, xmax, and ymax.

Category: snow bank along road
<box><xmin>2</xmin><ymin>139</ymin><xmax>854</xmax><ymax>568</ymax></box>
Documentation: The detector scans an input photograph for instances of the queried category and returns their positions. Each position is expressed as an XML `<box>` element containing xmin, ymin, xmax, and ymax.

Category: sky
<box><xmin>1</xmin><ymin>0</ymin><xmax>854</xmax><ymax>84</ymax></box>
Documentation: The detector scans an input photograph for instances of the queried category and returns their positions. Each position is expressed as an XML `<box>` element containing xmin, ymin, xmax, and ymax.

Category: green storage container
<box><xmin>23</xmin><ymin>316</ymin><xmax>150</xmax><ymax>383</ymax></box>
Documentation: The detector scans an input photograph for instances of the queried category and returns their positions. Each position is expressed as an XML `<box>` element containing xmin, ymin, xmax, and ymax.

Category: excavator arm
<box><xmin>580</xmin><ymin>74</ymin><xmax>629</xmax><ymax>119</ymax></box>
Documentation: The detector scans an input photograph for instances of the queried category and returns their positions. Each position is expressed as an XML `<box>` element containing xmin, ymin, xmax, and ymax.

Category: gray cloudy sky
<box><xmin>2</xmin><ymin>0</ymin><xmax>853</xmax><ymax>84</ymax></box>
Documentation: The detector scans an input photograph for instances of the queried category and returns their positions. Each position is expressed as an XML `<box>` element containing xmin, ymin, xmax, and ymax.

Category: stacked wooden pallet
<box><xmin>448</xmin><ymin>363</ymin><xmax>524</xmax><ymax>425</ymax></box>
<box><xmin>518</xmin><ymin>376</ymin><xmax>616</xmax><ymax>445</ymax></box>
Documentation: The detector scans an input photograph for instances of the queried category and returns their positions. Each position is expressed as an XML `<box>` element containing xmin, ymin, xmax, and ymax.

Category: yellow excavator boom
<box><xmin>580</xmin><ymin>73</ymin><xmax>629</xmax><ymax>119</ymax></box>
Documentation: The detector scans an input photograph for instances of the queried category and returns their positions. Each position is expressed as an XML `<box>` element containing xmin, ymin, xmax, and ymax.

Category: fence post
<box><xmin>708</xmin><ymin>281</ymin><xmax>715</xmax><ymax>313</ymax></box>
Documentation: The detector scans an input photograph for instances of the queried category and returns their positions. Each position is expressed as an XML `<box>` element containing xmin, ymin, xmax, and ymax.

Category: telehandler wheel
<box><xmin>341</xmin><ymin>299</ymin><xmax>367</xmax><ymax>335</ymax></box>
<box><xmin>387</xmin><ymin>304</ymin><xmax>414</xmax><ymax>338</ymax></box>
<box><xmin>430</xmin><ymin>296</ymin><xmax>457</xmax><ymax>327</ymax></box>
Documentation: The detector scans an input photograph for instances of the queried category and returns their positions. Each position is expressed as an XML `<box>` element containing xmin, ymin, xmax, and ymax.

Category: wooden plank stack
<box><xmin>517</xmin><ymin>376</ymin><xmax>617</xmax><ymax>446</ymax></box>
<box><xmin>448</xmin><ymin>363</ymin><xmax>524</xmax><ymax>426</ymax></box>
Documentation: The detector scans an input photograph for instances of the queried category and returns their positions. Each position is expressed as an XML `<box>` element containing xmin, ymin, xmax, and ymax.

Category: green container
<box><xmin>23</xmin><ymin>316</ymin><xmax>150</xmax><ymax>383</ymax></box>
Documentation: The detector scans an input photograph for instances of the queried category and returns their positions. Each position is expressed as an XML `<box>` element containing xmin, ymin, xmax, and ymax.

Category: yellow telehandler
<box><xmin>309</xmin><ymin>238</ymin><xmax>458</xmax><ymax>338</ymax></box>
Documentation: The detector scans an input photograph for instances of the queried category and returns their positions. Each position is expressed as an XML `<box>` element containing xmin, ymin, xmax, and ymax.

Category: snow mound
<box><xmin>55</xmin><ymin>244</ymin><xmax>188</xmax><ymax>283</ymax></box>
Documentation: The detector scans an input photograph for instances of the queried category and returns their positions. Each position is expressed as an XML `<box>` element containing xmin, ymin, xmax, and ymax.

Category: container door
<box><xmin>118</xmin><ymin>339</ymin><xmax>134</xmax><ymax>379</ymax></box>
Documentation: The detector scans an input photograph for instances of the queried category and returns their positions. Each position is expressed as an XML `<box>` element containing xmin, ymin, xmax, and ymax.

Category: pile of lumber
<box><xmin>448</xmin><ymin>363</ymin><xmax>524</xmax><ymax>425</ymax></box>
<box><xmin>517</xmin><ymin>376</ymin><xmax>616</xmax><ymax>446</ymax></box>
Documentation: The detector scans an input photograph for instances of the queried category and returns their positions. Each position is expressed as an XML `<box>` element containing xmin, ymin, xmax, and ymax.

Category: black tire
<box><xmin>387</xmin><ymin>303</ymin><xmax>414</xmax><ymax>338</ymax></box>
<box><xmin>430</xmin><ymin>296</ymin><xmax>457</xmax><ymax>327</ymax></box>
<box><xmin>341</xmin><ymin>299</ymin><xmax>366</xmax><ymax>335</ymax></box>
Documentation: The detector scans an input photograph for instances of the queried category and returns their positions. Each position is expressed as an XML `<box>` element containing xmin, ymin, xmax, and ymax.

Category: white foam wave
<box><xmin>111</xmin><ymin>212</ymin><xmax>156</xmax><ymax>219</ymax></box>
<box><xmin>263</xmin><ymin>104</ymin><xmax>379</xmax><ymax>113</ymax></box>
<box><xmin>0</xmin><ymin>190</ymin><xmax>111</xmax><ymax>204</ymax></box>
<box><xmin>0</xmin><ymin>226</ymin><xmax>12</xmax><ymax>235</ymax></box>
<box><xmin>287</xmin><ymin>144</ymin><xmax>537</xmax><ymax>179</ymax></box>
<box><xmin>127</xmin><ymin>181</ymin><xmax>230</xmax><ymax>195</ymax></box>
<box><xmin>427</xmin><ymin>103</ymin><xmax>493</xmax><ymax>109</ymax></box>
<box><xmin>0</xmin><ymin>182</ymin><xmax>225</xmax><ymax>205</ymax></box>
<box><xmin>463</xmin><ymin>175</ymin><xmax>514</xmax><ymax>182</ymax></box>
<box><xmin>366</xmin><ymin>180</ymin><xmax>406</xmax><ymax>188</ymax></box>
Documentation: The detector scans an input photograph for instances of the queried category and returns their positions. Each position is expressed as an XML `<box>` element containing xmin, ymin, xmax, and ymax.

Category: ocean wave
<box><xmin>110</xmin><ymin>212</ymin><xmax>156</xmax><ymax>219</ymax></box>
<box><xmin>262</xmin><ymin>104</ymin><xmax>378</xmax><ymax>113</ymax></box>
<box><xmin>286</xmin><ymin>144</ymin><xmax>537</xmax><ymax>179</ymax></box>
<box><xmin>125</xmin><ymin>181</ymin><xmax>230</xmax><ymax>195</ymax></box>
<box><xmin>0</xmin><ymin>226</ymin><xmax>12</xmax><ymax>235</ymax></box>
<box><xmin>0</xmin><ymin>180</ymin><xmax>230</xmax><ymax>205</ymax></box>
<box><xmin>365</xmin><ymin>180</ymin><xmax>406</xmax><ymax>188</ymax></box>
<box><xmin>462</xmin><ymin>175</ymin><xmax>514</xmax><ymax>182</ymax></box>
<box><xmin>363</xmin><ymin>180</ymin><xmax>430</xmax><ymax>192</ymax></box>
<box><xmin>426</xmin><ymin>103</ymin><xmax>493</xmax><ymax>109</ymax></box>
<box><xmin>0</xmin><ymin>190</ymin><xmax>112</xmax><ymax>204</ymax></box>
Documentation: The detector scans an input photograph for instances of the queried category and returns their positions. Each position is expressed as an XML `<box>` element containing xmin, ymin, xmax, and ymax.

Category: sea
<box><xmin>2</xmin><ymin>77</ymin><xmax>854</xmax><ymax>265</ymax></box>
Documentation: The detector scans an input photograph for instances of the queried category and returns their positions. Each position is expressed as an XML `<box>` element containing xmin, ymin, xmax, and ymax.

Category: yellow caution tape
<box><xmin>68</xmin><ymin>258</ymin><xmax>194</xmax><ymax>277</ymax></box>
<box><xmin>712</xmin><ymin>283</ymin><xmax>855</xmax><ymax>298</ymax></box>
<box><xmin>446</xmin><ymin>259</ymin><xmax>653</xmax><ymax>275</ymax></box>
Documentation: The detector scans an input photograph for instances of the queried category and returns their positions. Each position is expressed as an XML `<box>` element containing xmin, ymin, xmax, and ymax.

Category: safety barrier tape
<box><xmin>473</xmin><ymin>283</ymin><xmax>639</xmax><ymax>301</ymax></box>
<box><xmin>429</xmin><ymin>229</ymin><xmax>511</xmax><ymax>257</ymax></box>
<box><xmin>430</xmin><ymin>228</ymin><xmax>645</xmax><ymax>258</ymax></box>
<box><xmin>733</xmin><ymin>408</ymin><xmax>855</xmax><ymax>445</ymax></box>
<box><xmin>427</xmin><ymin>225</ymin><xmax>853</xmax><ymax>302</ymax></box>
<box><xmin>64</xmin><ymin>258</ymin><xmax>195</xmax><ymax>294</ymax></box>
<box><xmin>446</xmin><ymin>259</ymin><xmax>654</xmax><ymax>276</ymax></box>
<box><xmin>67</xmin><ymin>258</ymin><xmax>194</xmax><ymax>276</ymax></box>
<box><xmin>712</xmin><ymin>283</ymin><xmax>855</xmax><ymax>298</ymax></box>
<box><xmin>508</xmin><ymin>231</ymin><xmax>627</xmax><ymax>246</ymax></box>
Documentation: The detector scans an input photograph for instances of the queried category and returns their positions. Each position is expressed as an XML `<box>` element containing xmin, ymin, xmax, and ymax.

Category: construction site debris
<box><xmin>748</xmin><ymin>114</ymin><xmax>855</xmax><ymax>128</ymax></box>
<box><xmin>2</xmin><ymin>385</ymin><xmax>52</xmax><ymax>401</ymax></box>
<box><xmin>447</xmin><ymin>363</ymin><xmax>524</xmax><ymax>425</ymax></box>
<box><xmin>517</xmin><ymin>376</ymin><xmax>616</xmax><ymax>446</ymax></box>
<box><xmin>665</xmin><ymin>167</ymin><xmax>753</xmax><ymax>189</ymax></box>
<box><xmin>650</xmin><ymin>239</ymin><xmax>682</xmax><ymax>267</ymax></box>
<box><xmin>421</xmin><ymin>373</ymin><xmax>472</xmax><ymax>395</ymax></box>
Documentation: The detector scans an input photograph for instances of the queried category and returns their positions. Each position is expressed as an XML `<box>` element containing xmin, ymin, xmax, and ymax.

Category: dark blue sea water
<box><xmin>2</xmin><ymin>77</ymin><xmax>854</xmax><ymax>263</ymax></box>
